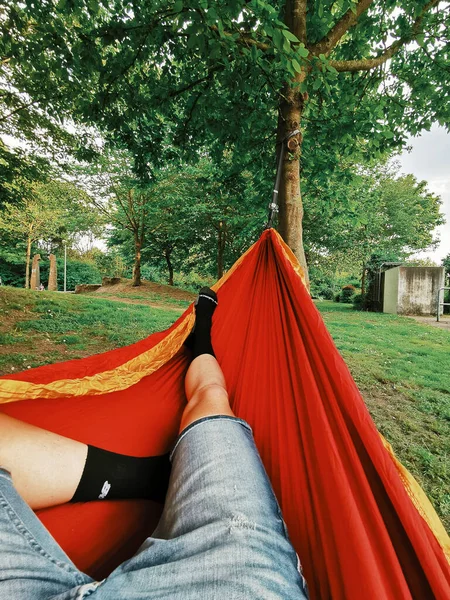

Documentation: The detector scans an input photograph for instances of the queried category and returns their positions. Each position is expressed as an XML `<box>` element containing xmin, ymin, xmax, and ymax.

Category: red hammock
<box><xmin>0</xmin><ymin>229</ymin><xmax>449</xmax><ymax>599</ymax></box>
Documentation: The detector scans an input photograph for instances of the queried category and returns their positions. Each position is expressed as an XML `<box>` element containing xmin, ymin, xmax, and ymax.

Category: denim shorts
<box><xmin>0</xmin><ymin>416</ymin><xmax>308</xmax><ymax>599</ymax></box>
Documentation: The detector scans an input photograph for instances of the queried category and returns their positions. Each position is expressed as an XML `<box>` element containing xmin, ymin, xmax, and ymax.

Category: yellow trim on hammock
<box><xmin>211</xmin><ymin>234</ymin><xmax>262</xmax><ymax>292</ymax></box>
<box><xmin>380</xmin><ymin>435</ymin><xmax>450</xmax><ymax>562</ymax></box>
<box><xmin>272</xmin><ymin>229</ymin><xmax>307</xmax><ymax>287</ymax></box>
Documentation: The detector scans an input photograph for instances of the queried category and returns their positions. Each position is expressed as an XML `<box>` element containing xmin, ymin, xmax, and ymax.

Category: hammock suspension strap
<box><xmin>265</xmin><ymin>129</ymin><xmax>301</xmax><ymax>229</ymax></box>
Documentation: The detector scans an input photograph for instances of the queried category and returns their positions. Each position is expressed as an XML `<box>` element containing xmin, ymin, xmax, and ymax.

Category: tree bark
<box><xmin>217</xmin><ymin>221</ymin><xmax>226</xmax><ymax>279</ymax></box>
<box><xmin>164</xmin><ymin>246</ymin><xmax>174</xmax><ymax>286</ymax></box>
<box><xmin>132</xmin><ymin>236</ymin><xmax>142</xmax><ymax>287</ymax></box>
<box><xmin>277</xmin><ymin>0</ymin><xmax>310</xmax><ymax>287</ymax></box>
<box><xmin>25</xmin><ymin>235</ymin><xmax>32</xmax><ymax>289</ymax></box>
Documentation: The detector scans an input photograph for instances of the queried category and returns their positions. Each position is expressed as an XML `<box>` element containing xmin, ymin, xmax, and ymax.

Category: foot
<box><xmin>185</xmin><ymin>287</ymin><xmax>218</xmax><ymax>358</ymax></box>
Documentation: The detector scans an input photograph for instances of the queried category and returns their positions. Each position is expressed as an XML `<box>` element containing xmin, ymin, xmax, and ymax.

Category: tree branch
<box><xmin>168</xmin><ymin>65</ymin><xmax>222</xmax><ymax>98</ymax></box>
<box><xmin>0</xmin><ymin>98</ymin><xmax>40</xmax><ymax>123</ymax></box>
<box><xmin>209</xmin><ymin>25</ymin><xmax>270</xmax><ymax>51</ymax></box>
<box><xmin>310</xmin><ymin>0</ymin><xmax>375</xmax><ymax>56</ymax></box>
<box><xmin>328</xmin><ymin>0</ymin><xmax>441</xmax><ymax>73</ymax></box>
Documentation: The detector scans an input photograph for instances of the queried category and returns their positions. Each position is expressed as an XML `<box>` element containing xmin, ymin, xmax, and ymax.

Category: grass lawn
<box><xmin>0</xmin><ymin>286</ymin><xmax>185</xmax><ymax>372</ymax></box>
<box><xmin>0</xmin><ymin>287</ymin><xmax>448</xmax><ymax>531</ymax></box>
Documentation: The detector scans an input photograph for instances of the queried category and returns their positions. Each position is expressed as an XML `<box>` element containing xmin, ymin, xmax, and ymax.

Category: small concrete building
<box><xmin>383</xmin><ymin>266</ymin><xmax>445</xmax><ymax>315</ymax></box>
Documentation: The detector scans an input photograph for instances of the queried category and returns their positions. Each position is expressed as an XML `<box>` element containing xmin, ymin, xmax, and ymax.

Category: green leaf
<box><xmin>87</xmin><ymin>0</ymin><xmax>99</xmax><ymax>13</ymax></box>
<box><xmin>292</xmin><ymin>58</ymin><xmax>302</xmax><ymax>73</ymax></box>
<box><xmin>209</xmin><ymin>42</ymin><xmax>222</xmax><ymax>59</ymax></box>
<box><xmin>282</xmin><ymin>30</ymin><xmax>300</xmax><ymax>43</ymax></box>
<box><xmin>297</xmin><ymin>44</ymin><xmax>309</xmax><ymax>58</ymax></box>
<box><xmin>272</xmin><ymin>29</ymin><xmax>283</xmax><ymax>51</ymax></box>
<box><xmin>173</xmin><ymin>0</ymin><xmax>183</xmax><ymax>12</ymax></box>
<box><xmin>187</xmin><ymin>35</ymin><xmax>197</xmax><ymax>49</ymax></box>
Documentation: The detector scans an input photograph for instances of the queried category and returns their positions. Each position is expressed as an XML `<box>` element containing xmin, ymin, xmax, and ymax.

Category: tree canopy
<box><xmin>1</xmin><ymin>1</ymin><xmax>448</xmax><ymax>286</ymax></box>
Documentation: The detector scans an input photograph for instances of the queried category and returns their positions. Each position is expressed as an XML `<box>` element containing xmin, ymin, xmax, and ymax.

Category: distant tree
<box><xmin>404</xmin><ymin>258</ymin><xmax>439</xmax><ymax>267</ymax></box>
<box><xmin>303</xmin><ymin>161</ymin><xmax>444</xmax><ymax>293</ymax></box>
<box><xmin>443</xmin><ymin>253</ymin><xmax>450</xmax><ymax>275</ymax></box>
<box><xmin>80</xmin><ymin>150</ymin><xmax>160</xmax><ymax>287</ymax></box>
<box><xmin>0</xmin><ymin>190</ymin><xmax>62</xmax><ymax>288</ymax></box>
<box><xmin>0</xmin><ymin>180</ymin><xmax>102</xmax><ymax>287</ymax></box>
<box><xmin>104</xmin><ymin>155</ymin><xmax>264</xmax><ymax>285</ymax></box>
<box><xmin>0</xmin><ymin>140</ymin><xmax>51</xmax><ymax>209</ymax></box>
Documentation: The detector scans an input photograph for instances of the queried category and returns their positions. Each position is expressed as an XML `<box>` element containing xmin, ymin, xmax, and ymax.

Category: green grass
<box><xmin>317</xmin><ymin>301</ymin><xmax>450</xmax><ymax>528</ymax></box>
<box><xmin>0</xmin><ymin>286</ymin><xmax>184</xmax><ymax>373</ymax></box>
<box><xmin>18</xmin><ymin>296</ymin><xmax>178</xmax><ymax>343</ymax></box>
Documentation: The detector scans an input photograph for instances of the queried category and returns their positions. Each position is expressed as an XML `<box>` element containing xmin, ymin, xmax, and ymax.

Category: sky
<box><xmin>397</xmin><ymin>124</ymin><xmax>450</xmax><ymax>265</ymax></box>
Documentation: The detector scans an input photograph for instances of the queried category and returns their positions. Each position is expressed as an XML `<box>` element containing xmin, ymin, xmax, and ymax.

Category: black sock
<box><xmin>71</xmin><ymin>446</ymin><xmax>171</xmax><ymax>503</ymax></box>
<box><xmin>185</xmin><ymin>287</ymin><xmax>218</xmax><ymax>358</ymax></box>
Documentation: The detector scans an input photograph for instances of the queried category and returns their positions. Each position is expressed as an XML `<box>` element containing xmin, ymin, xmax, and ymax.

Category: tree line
<box><xmin>0</xmin><ymin>1</ymin><xmax>448</xmax><ymax>291</ymax></box>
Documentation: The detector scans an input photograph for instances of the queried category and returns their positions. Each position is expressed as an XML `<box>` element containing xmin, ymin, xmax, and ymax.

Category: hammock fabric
<box><xmin>0</xmin><ymin>229</ymin><xmax>449</xmax><ymax>599</ymax></box>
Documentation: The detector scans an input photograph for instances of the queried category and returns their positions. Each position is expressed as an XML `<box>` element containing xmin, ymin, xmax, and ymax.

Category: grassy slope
<box><xmin>0</xmin><ymin>286</ymin><xmax>189</xmax><ymax>373</ymax></box>
<box><xmin>0</xmin><ymin>287</ymin><xmax>448</xmax><ymax>531</ymax></box>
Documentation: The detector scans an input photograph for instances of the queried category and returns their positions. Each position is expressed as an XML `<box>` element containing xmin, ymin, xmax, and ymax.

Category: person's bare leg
<box><xmin>180</xmin><ymin>354</ymin><xmax>234</xmax><ymax>433</ymax></box>
<box><xmin>0</xmin><ymin>413</ymin><xmax>87</xmax><ymax>510</ymax></box>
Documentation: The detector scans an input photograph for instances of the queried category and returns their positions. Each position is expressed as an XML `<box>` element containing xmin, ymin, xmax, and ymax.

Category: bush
<box><xmin>173</xmin><ymin>271</ymin><xmax>215</xmax><ymax>293</ymax></box>
<box><xmin>334</xmin><ymin>293</ymin><xmax>341</xmax><ymax>302</ymax></box>
<box><xmin>352</xmin><ymin>294</ymin><xmax>366</xmax><ymax>311</ymax></box>
<box><xmin>40</xmin><ymin>259</ymin><xmax>102</xmax><ymax>291</ymax></box>
<box><xmin>0</xmin><ymin>254</ymin><xmax>25</xmax><ymax>287</ymax></box>
<box><xmin>309</xmin><ymin>267</ymin><xmax>336</xmax><ymax>300</ymax></box>
<box><xmin>340</xmin><ymin>285</ymin><xmax>356</xmax><ymax>303</ymax></box>
<box><xmin>310</xmin><ymin>282</ymin><xmax>335</xmax><ymax>300</ymax></box>
<box><xmin>141</xmin><ymin>263</ymin><xmax>214</xmax><ymax>292</ymax></box>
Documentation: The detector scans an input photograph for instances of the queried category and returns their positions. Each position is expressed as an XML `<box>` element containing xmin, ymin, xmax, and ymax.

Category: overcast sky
<box><xmin>398</xmin><ymin>124</ymin><xmax>450</xmax><ymax>264</ymax></box>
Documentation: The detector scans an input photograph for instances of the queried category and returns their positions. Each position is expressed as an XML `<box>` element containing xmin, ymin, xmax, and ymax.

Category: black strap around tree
<box><xmin>265</xmin><ymin>129</ymin><xmax>301</xmax><ymax>230</ymax></box>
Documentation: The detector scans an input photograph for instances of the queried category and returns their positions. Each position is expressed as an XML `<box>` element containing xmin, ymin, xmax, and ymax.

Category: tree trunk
<box><xmin>277</xmin><ymin>0</ymin><xmax>310</xmax><ymax>288</ymax></box>
<box><xmin>164</xmin><ymin>246</ymin><xmax>174</xmax><ymax>286</ymax></box>
<box><xmin>25</xmin><ymin>235</ymin><xmax>32</xmax><ymax>289</ymax></box>
<box><xmin>132</xmin><ymin>237</ymin><xmax>141</xmax><ymax>287</ymax></box>
<box><xmin>217</xmin><ymin>221</ymin><xmax>226</xmax><ymax>279</ymax></box>
<box><xmin>361</xmin><ymin>263</ymin><xmax>367</xmax><ymax>295</ymax></box>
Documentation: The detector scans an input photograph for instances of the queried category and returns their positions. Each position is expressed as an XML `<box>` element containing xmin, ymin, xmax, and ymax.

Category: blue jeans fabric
<box><xmin>0</xmin><ymin>416</ymin><xmax>308</xmax><ymax>599</ymax></box>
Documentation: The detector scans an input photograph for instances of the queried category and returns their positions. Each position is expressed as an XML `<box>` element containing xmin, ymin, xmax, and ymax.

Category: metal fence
<box><xmin>436</xmin><ymin>287</ymin><xmax>450</xmax><ymax>322</ymax></box>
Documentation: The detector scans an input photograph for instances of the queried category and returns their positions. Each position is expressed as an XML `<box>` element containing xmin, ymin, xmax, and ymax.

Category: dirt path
<box><xmin>408</xmin><ymin>315</ymin><xmax>450</xmax><ymax>330</ymax></box>
<box><xmin>93</xmin><ymin>294</ymin><xmax>186</xmax><ymax>312</ymax></box>
<box><xmin>94</xmin><ymin>279</ymin><xmax>196</xmax><ymax>302</ymax></box>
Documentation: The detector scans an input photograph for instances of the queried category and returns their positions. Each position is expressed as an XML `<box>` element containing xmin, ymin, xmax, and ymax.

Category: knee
<box><xmin>180</xmin><ymin>384</ymin><xmax>233</xmax><ymax>433</ymax></box>
<box><xmin>189</xmin><ymin>383</ymin><xmax>229</xmax><ymax>407</ymax></box>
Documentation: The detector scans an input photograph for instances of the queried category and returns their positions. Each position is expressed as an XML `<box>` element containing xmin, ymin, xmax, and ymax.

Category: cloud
<box><xmin>399</xmin><ymin>124</ymin><xmax>450</xmax><ymax>263</ymax></box>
